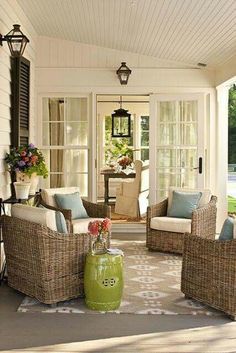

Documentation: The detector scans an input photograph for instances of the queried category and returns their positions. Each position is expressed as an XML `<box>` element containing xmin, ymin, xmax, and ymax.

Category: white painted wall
<box><xmin>0</xmin><ymin>0</ymin><xmax>37</xmax><ymax>199</ymax></box>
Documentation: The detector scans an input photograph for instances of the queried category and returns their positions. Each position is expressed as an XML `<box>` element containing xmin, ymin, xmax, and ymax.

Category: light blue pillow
<box><xmin>54</xmin><ymin>192</ymin><xmax>88</xmax><ymax>220</ymax></box>
<box><xmin>167</xmin><ymin>191</ymin><xmax>202</xmax><ymax>219</ymax></box>
<box><xmin>55</xmin><ymin>211</ymin><xmax>68</xmax><ymax>234</ymax></box>
<box><xmin>219</xmin><ymin>217</ymin><xmax>234</xmax><ymax>241</ymax></box>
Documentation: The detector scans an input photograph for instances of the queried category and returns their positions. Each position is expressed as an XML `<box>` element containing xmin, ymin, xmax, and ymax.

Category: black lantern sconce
<box><xmin>116</xmin><ymin>62</ymin><xmax>132</xmax><ymax>85</ymax></box>
<box><xmin>112</xmin><ymin>96</ymin><xmax>131</xmax><ymax>137</ymax></box>
<box><xmin>0</xmin><ymin>24</ymin><xmax>29</xmax><ymax>57</ymax></box>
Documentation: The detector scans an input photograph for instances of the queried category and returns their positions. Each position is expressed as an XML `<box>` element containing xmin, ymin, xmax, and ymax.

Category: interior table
<box><xmin>101</xmin><ymin>169</ymin><xmax>135</xmax><ymax>204</ymax></box>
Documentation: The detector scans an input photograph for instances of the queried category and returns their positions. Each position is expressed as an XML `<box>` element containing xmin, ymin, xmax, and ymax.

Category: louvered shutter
<box><xmin>10</xmin><ymin>56</ymin><xmax>30</xmax><ymax>147</ymax></box>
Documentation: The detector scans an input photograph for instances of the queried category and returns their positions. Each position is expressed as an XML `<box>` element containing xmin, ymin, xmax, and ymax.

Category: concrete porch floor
<box><xmin>0</xmin><ymin>237</ymin><xmax>236</xmax><ymax>352</ymax></box>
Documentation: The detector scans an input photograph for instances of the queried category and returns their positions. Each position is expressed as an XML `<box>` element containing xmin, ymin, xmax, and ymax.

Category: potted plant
<box><xmin>5</xmin><ymin>143</ymin><xmax>48</xmax><ymax>196</ymax></box>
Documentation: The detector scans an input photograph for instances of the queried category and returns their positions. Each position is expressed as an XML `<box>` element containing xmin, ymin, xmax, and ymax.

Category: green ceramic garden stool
<box><xmin>84</xmin><ymin>253</ymin><xmax>124</xmax><ymax>311</ymax></box>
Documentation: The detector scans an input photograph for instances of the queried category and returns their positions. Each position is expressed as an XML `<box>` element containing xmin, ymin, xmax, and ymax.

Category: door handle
<box><xmin>193</xmin><ymin>157</ymin><xmax>202</xmax><ymax>174</ymax></box>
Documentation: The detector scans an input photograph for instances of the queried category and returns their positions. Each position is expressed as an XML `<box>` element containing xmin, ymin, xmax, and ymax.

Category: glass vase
<box><xmin>92</xmin><ymin>234</ymin><xmax>107</xmax><ymax>255</ymax></box>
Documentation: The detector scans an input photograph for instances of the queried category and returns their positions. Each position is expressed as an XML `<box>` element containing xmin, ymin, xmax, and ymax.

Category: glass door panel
<box><xmin>41</xmin><ymin>96</ymin><xmax>90</xmax><ymax>197</ymax></box>
<box><xmin>150</xmin><ymin>94</ymin><xmax>204</xmax><ymax>204</ymax></box>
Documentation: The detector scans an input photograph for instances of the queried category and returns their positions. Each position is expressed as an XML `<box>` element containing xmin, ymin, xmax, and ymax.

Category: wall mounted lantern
<box><xmin>112</xmin><ymin>96</ymin><xmax>131</xmax><ymax>137</ymax></box>
<box><xmin>0</xmin><ymin>24</ymin><xmax>29</xmax><ymax>57</ymax></box>
<box><xmin>116</xmin><ymin>62</ymin><xmax>132</xmax><ymax>85</ymax></box>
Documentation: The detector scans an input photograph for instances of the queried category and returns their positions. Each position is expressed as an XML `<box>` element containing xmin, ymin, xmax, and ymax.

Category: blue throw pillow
<box><xmin>54</xmin><ymin>192</ymin><xmax>88</xmax><ymax>220</ymax></box>
<box><xmin>55</xmin><ymin>211</ymin><xmax>68</xmax><ymax>234</ymax></box>
<box><xmin>219</xmin><ymin>217</ymin><xmax>234</xmax><ymax>241</ymax></box>
<box><xmin>167</xmin><ymin>191</ymin><xmax>202</xmax><ymax>219</ymax></box>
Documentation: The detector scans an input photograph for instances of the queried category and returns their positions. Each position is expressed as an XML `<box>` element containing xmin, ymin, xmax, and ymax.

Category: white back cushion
<box><xmin>11</xmin><ymin>204</ymin><xmax>57</xmax><ymax>231</ymax></box>
<box><xmin>41</xmin><ymin>187</ymin><xmax>80</xmax><ymax>208</ymax></box>
<box><xmin>72</xmin><ymin>217</ymin><xmax>104</xmax><ymax>234</ymax></box>
<box><xmin>167</xmin><ymin>187</ymin><xmax>211</xmax><ymax>212</ymax></box>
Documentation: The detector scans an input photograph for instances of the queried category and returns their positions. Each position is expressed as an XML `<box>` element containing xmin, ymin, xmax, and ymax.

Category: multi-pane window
<box><xmin>140</xmin><ymin>116</ymin><xmax>149</xmax><ymax>161</ymax></box>
<box><xmin>41</xmin><ymin>97</ymin><xmax>89</xmax><ymax>197</ymax></box>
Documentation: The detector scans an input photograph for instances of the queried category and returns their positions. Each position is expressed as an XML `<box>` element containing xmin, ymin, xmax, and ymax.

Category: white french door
<box><xmin>149</xmin><ymin>93</ymin><xmax>205</xmax><ymax>205</ymax></box>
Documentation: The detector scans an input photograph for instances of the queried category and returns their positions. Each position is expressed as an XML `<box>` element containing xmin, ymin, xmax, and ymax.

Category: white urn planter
<box><xmin>14</xmin><ymin>182</ymin><xmax>31</xmax><ymax>199</ymax></box>
<box><xmin>16</xmin><ymin>172</ymin><xmax>39</xmax><ymax>195</ymax></box>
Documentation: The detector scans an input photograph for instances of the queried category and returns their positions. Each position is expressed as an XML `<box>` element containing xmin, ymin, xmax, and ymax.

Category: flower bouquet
<box><xmin>5</xmin><ymin>143</ymin><xmax>48</xmax><ymax>178</ymax></box>
<box><xmin>117</xmin><ymin>155</ymin><xmax>132</xmax><ymax>169</ymax></box>
<box><xmin>88</xmin><ymin>218</ymin><xmax>112</xmax><ymax>254</ymax></box>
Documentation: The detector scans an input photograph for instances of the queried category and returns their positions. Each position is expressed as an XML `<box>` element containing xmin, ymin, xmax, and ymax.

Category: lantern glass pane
<box><xmin>113</xmin><ymin>116</ymin><xmax>130</xmax><ymax>136</ymax></box>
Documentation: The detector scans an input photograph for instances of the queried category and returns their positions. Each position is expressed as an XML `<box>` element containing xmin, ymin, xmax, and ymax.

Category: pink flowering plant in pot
<box><xmin>88</xmin><ymin>218</ymin><xmax>112</xmax><ymax>254</ymax></box>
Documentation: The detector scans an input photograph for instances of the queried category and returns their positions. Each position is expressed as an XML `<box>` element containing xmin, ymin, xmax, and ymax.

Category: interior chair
<box><xmin>115</xmin><ymin>160</ymin><xmax>149</xmax><ymax>218</ymax></box>
<box><xmin>1</xmin><ymin>204</ymin><xmax>91</xmax><ymax>304</ymax></box>
<box><xmin>181</xmin><ymin>233</ymin><xmax>236</xmax><ymax>320</ymax></box>
<box><xmin>146</xmin><ymin>187</ymin><xmax>217</xmax><ymax>254</ymax></box>
<box><xmin>37</xmin><ymin>187</ymin><xmax>111</xmax><ymax>237</ymax></box>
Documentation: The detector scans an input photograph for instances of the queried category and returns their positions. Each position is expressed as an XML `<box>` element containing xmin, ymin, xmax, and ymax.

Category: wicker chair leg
<box><xmin>185</xmin><ymin>295</ymin><xmax>191</xmax><ymax>299</ymax></box>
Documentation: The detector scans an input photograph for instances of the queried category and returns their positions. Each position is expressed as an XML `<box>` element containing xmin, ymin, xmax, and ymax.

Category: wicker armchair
<box><xmin>146</xmin><ymin>195</ymin><xmax>217</xmax><ymax>254</ymax></box>
<box><xmin>181</xmin><ymin>234</ymin><xmax>236</xmax><ymax>320</ymax></box>
<box><xmin>36</xmin><ymin>188</ymin><xmax>111</xmax><ymax>244</ymax></box>
<box><xmin>1</xmin><ymin>214</ymin><xmax>91</xmax><ymax>304</ymax></box>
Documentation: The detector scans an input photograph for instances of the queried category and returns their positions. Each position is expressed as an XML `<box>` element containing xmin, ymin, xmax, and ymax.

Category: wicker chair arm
<box><xmin>191</xmin><ymin>195</ymin><xmax>217</xmax><ymax>238</ymax></box>
<box><xmin>82</xmin><ymin>199</ymin><xmax>111</xmax><ymax>219</ymax></box>
<box><xmin>147</xmin><ymin>198</ymin><xmax>168</xmax><ymax>219</ymax></box>
<box><xmin>37</xmin><ymin>197</ymin><xmax>72</xmax><ymax>221</ymax></box>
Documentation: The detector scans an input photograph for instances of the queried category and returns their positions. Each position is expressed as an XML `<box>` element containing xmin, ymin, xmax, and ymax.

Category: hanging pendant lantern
<box><xmin>112</xmin><ymin>96</ymin><xmax>131</xmax><ymax>137</ymax></box>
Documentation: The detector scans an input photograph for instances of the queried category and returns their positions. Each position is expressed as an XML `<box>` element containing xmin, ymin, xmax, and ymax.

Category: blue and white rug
<box><xmin>18</xmin><ymin>240</ymin><xmax>221</xmax><ymax>316</ymax></box>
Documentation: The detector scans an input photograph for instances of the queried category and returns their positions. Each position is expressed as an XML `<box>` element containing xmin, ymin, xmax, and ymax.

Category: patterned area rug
<box><xmin>18</xmin><ymin>241</ymin><xmax>221</xmax><ymax>315</ymax></box>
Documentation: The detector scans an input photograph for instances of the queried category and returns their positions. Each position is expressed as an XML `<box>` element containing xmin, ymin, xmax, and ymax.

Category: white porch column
<box><xmin>216</xmin><ymin>85</ymin><xmax>229</xmax><ymax>231</ymax></box>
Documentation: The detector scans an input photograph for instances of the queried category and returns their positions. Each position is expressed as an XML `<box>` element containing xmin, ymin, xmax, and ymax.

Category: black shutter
<box><xmin>10</xmin><ymin>56</ymin><xmax>30</xmax><ymax>147</ymax></box>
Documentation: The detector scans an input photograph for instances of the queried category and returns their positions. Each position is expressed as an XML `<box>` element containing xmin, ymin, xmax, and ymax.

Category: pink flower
<box><xmin>102</xmin><ymin>218</ymin><xmax>112</xmax><ymax>232</ymax></box>
<box><xmin>88</xmin><ymin>220</ymin><xmax>99</xmax><ymax>237</ymax></box>
<box><xmin>88</xmin><ymin>218</ymin><xmax>112</xmax><ymax>237</ymax></box>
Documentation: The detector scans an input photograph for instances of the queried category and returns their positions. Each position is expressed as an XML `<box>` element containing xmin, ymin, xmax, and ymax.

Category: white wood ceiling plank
<box><xmin>168</xmin><ymin>0</ymin><xmax>222</xmax><ymax>62</ymax></box>
<box><xmin>144</xmin><ymin>0</ymin><xmax>174</xmax><ymax>56</ymax></box>
<box><xmin>152</xmin><ymin>0</ymin><xmax>183</xmax><ymax>57</ymax></box>
<box><xmin>130</xmin><ymin>0</ymin><xmax>158</xmax><ymax>55</ymax></box>
<box><xmin>16</xmin><ymin>0</ymin><xmax>236</xmax><ymax>67</ymax></box>
<box><xmin>173</xmin><ymin>0</ymin><xmax>234</xmax><ymax>62</ymax></box>
<box><xmin>186</xmin><ymin>8</ymin><xmax>236</xmax><ymax>63</ymax></box>
<box><xmin>160</xmin><ymin>0</ymin><xmax>206</xmax><ymax>59</ymax></box>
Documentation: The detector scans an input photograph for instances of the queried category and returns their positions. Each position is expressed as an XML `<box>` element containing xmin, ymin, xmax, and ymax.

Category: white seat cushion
<box><xmin>150</xmin><ymin>216</ymin><xmax>192</xmax><ymax>233</ymax></box>
<box><xmin>167</xmin><ymin>187</ymin><xmax>211</xmax><ymax>213</ymax></box>
<box><xmin>72</xmin><ymin>218</ymin><xmax>104</xmax><ymax>234</ymax></box>
<box><xmin>11</xmin><ymin>204</ymin><xmax>57</xmax><ymax>231</ymax></box>
<box><xmin>41</xmin><ymin>187</ymin><xmax>80</xmax><ymax>208</ymax></box>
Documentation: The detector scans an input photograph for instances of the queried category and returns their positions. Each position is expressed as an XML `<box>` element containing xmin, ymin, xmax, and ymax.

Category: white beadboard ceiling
<box><xmin>17</xmin><ymin>0</ymin><xmax>236</xmax><ymax>68</ymax></box>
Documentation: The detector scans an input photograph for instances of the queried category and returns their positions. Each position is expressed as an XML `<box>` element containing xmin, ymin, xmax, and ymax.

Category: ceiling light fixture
<box><xmin>0</xmin><ymin>24</ymin><xmax>29</xmax><ymax>57</ymax></box>
<box><xmin>116</xmin><ymin>62</ymin><xmax>132</xmax><ymax>85</ymax></box>
<box><xmin>111</xmin><ymin>96</ymin><xmax>131</xmax><ymax>137</ymax></box>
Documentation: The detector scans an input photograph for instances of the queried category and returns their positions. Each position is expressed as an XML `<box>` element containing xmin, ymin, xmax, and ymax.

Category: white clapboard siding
<box><xmin>0</xmin><ymin>0</ymin><xmax>37</xmax><ymax>200</ymax></box>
